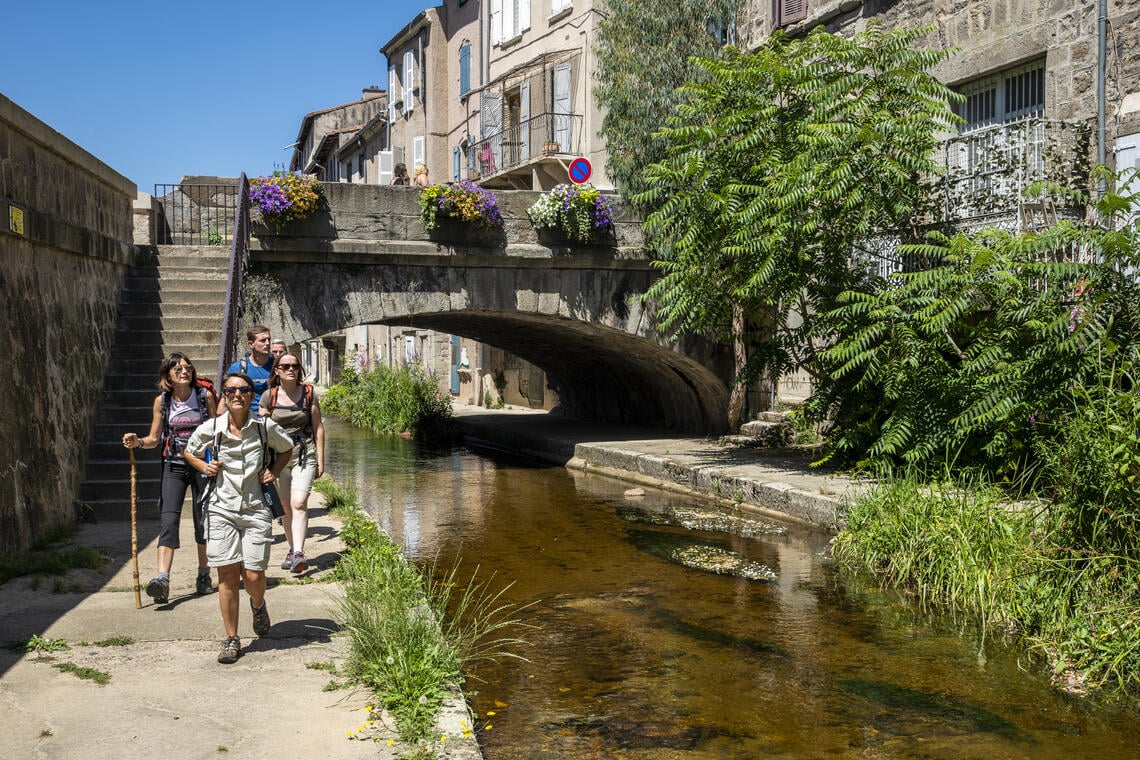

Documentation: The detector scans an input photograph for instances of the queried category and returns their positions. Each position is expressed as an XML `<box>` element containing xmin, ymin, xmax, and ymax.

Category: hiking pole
<box><xmin>129</xmin><ymin>447</ymin><xmax>142</xmax><ymax>609</ymax></box>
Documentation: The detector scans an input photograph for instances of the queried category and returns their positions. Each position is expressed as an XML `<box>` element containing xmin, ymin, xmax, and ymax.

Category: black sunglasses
<box><xmin>223</xmin><ymin>386</ymin><xmax>253</xmax><ymax>396</ymax></box>
<box><xmin>278</xmin><ymin>364</ymin><xmax>300</xmax><ymax>370</ymax></box>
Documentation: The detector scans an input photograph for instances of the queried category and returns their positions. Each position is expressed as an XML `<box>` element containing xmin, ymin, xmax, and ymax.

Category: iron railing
<box><xmin>216</xmin><ymin>173</ymin><xmax>251</xmax><ymax>385</ymax></box>
<box><xmin>931</xmin><ymin>117</ymin><xmax>1091</xmax><ymax>222</ymax></box>
<box><xmin>468</xmin><ymin>112</ymin><xmax>585</xmax><ymax>181</ymax></box>
<box><xmin>153</xmin><ymin>182</ymin><xmax>241</xmax><ymax>245</ymax></box>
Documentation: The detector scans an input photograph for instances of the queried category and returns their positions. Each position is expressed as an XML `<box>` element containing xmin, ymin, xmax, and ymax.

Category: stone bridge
<box><xmin>245</xmin><ymin>184</ymin><xmax>733</xmax><ymax>434</ymax></box>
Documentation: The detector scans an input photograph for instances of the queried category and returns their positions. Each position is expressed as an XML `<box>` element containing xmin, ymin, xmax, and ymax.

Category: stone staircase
<box><xmin>77</xmin><ymin>245</ymin><xmax>230</xmax><ymax>519</ymax></box>
<box><xmin>722</xmin><ymin>410</ymin><xmax>796</xmax><ymax>448</ymax></box>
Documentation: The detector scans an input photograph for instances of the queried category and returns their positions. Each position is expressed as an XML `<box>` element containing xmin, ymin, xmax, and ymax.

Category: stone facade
<box><xmin>0</xmin><ymin>93</ymin><xmax>136</xmax><ymax>552</ymax></box>
<box><xmin>743</xmin><ymin>0</ymin><xmax>1140</xmax><ymax>160</ymax></box>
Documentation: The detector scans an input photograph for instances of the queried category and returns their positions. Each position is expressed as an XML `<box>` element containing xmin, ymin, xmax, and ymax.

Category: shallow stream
<box><xmin>325</xmin><ymin>418</ymin><xmax>1140</xmax><ymax>759</ymax></box>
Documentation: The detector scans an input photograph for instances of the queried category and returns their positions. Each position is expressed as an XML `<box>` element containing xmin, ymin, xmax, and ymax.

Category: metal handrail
<box><xmin>216</xmin><ymin>173</ymin><xmax>250</xmax><ymax>384</ymax></box>
<box><xmin>153</xmin><ymin>182</ymin><xmax>240</xmax><ymax>245</ymax></box>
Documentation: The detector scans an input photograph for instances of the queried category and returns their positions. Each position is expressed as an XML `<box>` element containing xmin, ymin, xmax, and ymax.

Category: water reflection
<box><xmin>325</xmin><ymin>418</ymin><xmax>1140</xmax><ymax>759</ymax></box>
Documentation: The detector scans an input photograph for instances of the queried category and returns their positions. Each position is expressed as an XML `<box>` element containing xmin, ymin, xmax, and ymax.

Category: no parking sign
<box><xmin>568</xmin><ymin>157</ymin><xmax>592</xmax><ymax>184</ymax></box>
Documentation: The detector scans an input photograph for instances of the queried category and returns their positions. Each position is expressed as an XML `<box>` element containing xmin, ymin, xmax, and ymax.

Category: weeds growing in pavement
<box><xmin>52</xmin><ymin>662</ymin><xmax>110</xmax><ymax>685</ymax></box>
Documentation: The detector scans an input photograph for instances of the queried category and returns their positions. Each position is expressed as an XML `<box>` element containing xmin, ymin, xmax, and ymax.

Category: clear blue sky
<box><xmin>2</xmin><ymin>0</ymin><xmax>436</xmax><ymax>193</ymax></box>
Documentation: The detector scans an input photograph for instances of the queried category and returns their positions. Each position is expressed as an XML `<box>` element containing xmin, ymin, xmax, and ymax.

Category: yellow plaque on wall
<box><xmin>9</xmin><ymin>205</ymin><xmax>25</xmax><ymax>236</ymax></box>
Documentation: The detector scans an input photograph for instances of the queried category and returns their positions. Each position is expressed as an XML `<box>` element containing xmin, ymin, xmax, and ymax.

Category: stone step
<box><xmin>118</xmin><ymin>314</ymin><xmax>226</xmax><ymax>332</ymax></box>
<box><xmin>735</xmin><ymin>419</ymin><xmax>793</xmax><ymax>448</ymax></box>
<box><xmin>118</xmin><ymin>302</ymin><xmax>225</xmax><ymax>319</ymax></box>
<box><xmin>105</xmin><ymin>327</ymin><xmax>220</xmax><ymax>344</ymax></box>
<box><xmin>125</xmin><ymin>276</ymin><xmax>229</xmax><ymax>291</ymax></box>
<box><xmin>121</xmin><ymin>289</ymin><xmax>227</xmax><ymax>306</ymax></box>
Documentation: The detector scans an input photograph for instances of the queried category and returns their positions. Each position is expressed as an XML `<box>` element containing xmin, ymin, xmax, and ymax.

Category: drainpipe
<box><xmin>477</xmin><ymin>0</ymin><xmax>484</xmax><ymax>88</ymax></box>
<box><xmin>419</xmin><ymin>31</ymin><xmax>427</xmax><ymax>171</ymax></box>
<box><xmin>1097</xmin><ymin>0</ymin><xmax>1107</xmax><ymax>173</ymax></box>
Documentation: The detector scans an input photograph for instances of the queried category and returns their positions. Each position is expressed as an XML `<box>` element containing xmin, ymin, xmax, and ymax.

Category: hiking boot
<box><xmin>217</xmin><ymin>636</ymin><xmax>241</xmax><ymax>664</ymax></box>
<box><xmin>280</xmin><ymin>550</ymin><xmax>296</xmax><ymax>570</ymax></box>
<box><xmin>290</xmin><ymin>552</ymin><xmax>308</xmax><ymax>574</ymax></box>
<box><xmin>195</xmin><ymin>571</ymin><xmax>212</xmax><ymax>596</ymax></box>
<box><xmin>251</xmin><ymin>600</ymin><xmax>271</xmax><ymax>636</ymax></box>
<box><xmin>145</xmin><ymin>576</ymin><xmax>169</xmax><ymax>605</ymax></box>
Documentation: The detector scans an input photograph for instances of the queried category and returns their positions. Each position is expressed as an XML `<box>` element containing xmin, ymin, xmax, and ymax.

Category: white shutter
<box><xmin>413</xmin><ymin>136</ymin><xmax>425</xmax><ymax>171</ymax></box>
<box><xmin>504</xmin><ymin>0</ymin><xmax>516</xmax><ymax>38</ymax></box>
<box><xmin>553</xmin><ymin>62</ymin><xmax>571</xmax><ymax>152</ymax></box>
<box><xmin>520</xmin><ymin>0</ymin><xmax>530</xmax><ymax>32</ymax></box>
<box><xmin>491</xmin><ymin>0</ymin><xmax>502</xmax><ymax>44</ymax></box>
<box><xmin>403</xmin><ymin>50</ymin><xmax>415</xmax><ymax>114</ymax></box>
<box><xmin>379</xmin><ymin>150</ymin><xmax>394</xmax><ymax>185</ymax></box>
<box><xmin>388</xmin><ymin>67</ymin><xmax>397</xmax><ymax>120</ymax></box>
<box><xmin>519</xmin><ymin>80</ymin><xmax>530</xmax><ymax>162</ymax></box>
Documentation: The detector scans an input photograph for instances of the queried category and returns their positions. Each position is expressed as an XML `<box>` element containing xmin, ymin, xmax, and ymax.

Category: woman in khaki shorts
<box><xmin>185</xmin><ymin>372</ymin><xmax>293</xmax><ymax>664</ymax></box>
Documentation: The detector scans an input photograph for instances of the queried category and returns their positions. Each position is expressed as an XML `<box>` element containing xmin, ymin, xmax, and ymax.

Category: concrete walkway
<box><xmin>454</xmin><ymin>407</ymin><xmax>868</xmax><ymax>529</ymax></box>
<box><xmin>0</xmin><ymin>497</ymin><xmax>480</xmax><ymax>760</ymax></box>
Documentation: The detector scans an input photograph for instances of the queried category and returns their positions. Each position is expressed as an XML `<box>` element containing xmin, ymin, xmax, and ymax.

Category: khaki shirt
<box><xmin>186</xmin><ymin>412</ymin><xmax>293</xmax><ymax>513</ymax></box>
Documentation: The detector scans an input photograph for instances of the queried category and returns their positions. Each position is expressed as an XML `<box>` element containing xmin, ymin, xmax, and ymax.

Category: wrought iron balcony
<box><xmin>467</xmin><ymin>112</ymin><xmax>584</xmax><ymax>183</ymax></box>
<box><xmin>930</xmin><ymin>117</ymin><xmax>1091</xmax><ymax>223</ymax></box>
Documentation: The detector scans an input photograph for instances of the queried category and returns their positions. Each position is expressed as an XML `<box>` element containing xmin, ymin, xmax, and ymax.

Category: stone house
<box><xmin>743</xmin><ymin>0</ymin><xmax>1140</xmax><ymax>234</ymax></box>
<box><xmin>288</xmin><ymin>88</ymin><xmax>388</xmax><ymax>182</ymax></box>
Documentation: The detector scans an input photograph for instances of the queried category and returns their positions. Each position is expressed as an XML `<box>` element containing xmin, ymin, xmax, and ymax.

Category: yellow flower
<box><xmin>387</xmin><ymin>739</ymin><xmax>395</xmax><ymax>746</ymax></box>
<box><xmin>485</xmin><ymin>723</ymin><xmax>493</xmax><ymax>731</ymax></box>
<box><xmin>365</xmin><ymin>705</ymin><xmax>374</xmax><ymax>713</ymax></box>
<box><xmin>486</xmin><ymin>711</ymin><xmax>496</xmax><ymax>716</ymax></box>
<box><xmin>346</xmin><ymin>731</ymin><xmax>354</xmax><ymax>738</ymax></box>
<box><xmin>440</xmin><ymin>735</ymin><xmax>447</xmax><ymax>742</ymax></box>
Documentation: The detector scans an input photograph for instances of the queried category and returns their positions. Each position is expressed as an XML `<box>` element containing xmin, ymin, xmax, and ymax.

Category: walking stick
<box><xmin>129</xmin><ymin>447</ymin><xmax>142</xmax><ymax>609</ymax></box>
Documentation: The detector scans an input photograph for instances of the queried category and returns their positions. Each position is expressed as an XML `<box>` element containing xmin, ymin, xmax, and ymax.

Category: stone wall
<box><xmin>741</xmin><ymin>0</ymin><xmax>1140</xmax><ymax>148</ymax></box>
<box><xmin>0</xmin><ymin>93</ymin><xmax>136</xmax><ymax>553</ymax></box>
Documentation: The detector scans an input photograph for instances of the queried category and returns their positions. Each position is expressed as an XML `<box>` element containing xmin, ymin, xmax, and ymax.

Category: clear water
<box><xmin>325</xmin><ymin>418</ymin><xmax>1140</xmax><ymax>759</ymax></box>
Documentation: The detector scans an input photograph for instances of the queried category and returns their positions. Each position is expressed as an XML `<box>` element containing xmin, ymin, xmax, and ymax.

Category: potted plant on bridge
<box><xmin>527</xmin><ymin>183</ymin><xmax>615</xmax><ymax>245</ymax></box>
<box><xmin>418</xmin><ymin>179</ymin><xmax>503</xmax><ymax>244</ymax></box>
<box><xmin>249</xmin><ymin>172</ymin><xmax>323</xmax><ymax>234</ymax></box>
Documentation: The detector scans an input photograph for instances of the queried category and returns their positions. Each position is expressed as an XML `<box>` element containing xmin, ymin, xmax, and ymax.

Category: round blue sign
<box><xmin>568</xmin><ymin>157</ymin><xmax>592</xmax><ymax>184</ymax></box>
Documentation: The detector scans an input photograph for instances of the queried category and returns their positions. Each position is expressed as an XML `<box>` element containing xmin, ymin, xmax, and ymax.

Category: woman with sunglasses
<box><xmin>184</xmin><ymin>372</ymin><xmax>293</xmax><ymax>664</ymax></box>
<box><xmin>122</xmin><ymin>353</ymin><xmax>217</xmax><ymax>604</ymax></box>
<box><xmin>259</xmin><ymin>353</ymin><xmax>325</xmax><ymax>573</ymax></box>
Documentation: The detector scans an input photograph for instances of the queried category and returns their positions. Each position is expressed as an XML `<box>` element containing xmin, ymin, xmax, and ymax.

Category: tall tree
<box><xmin>594</xmin><ymin>0</ymin><xmax>739</xmax><ymax>207</ymax></box>
<box><xmin>638</xmin><ymin>24</ymin><xmax>959</xmax><ymax>428</ymax></box>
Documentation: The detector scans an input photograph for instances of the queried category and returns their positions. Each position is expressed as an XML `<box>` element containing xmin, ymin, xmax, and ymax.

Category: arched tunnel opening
<box><xmin>370</xmin><ymin>311</ymin><xmax>731</xmax><ymax>436</ymax></box>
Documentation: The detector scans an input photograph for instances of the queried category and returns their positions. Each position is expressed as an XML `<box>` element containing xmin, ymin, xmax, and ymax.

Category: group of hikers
<box><xmin>120</xmin><ymin>326</ymin><xmax>326</xmax><ymax>664</ymax></box>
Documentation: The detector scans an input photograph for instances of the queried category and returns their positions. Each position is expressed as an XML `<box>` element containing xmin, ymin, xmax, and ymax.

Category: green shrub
<box><xmin>321</xmin><ymin>363</ymin><xmax>454</xmax><ymax>443</ymax></box>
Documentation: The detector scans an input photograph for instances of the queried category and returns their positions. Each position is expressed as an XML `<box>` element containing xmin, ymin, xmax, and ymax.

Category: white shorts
<box><xmin>206</xmin><ymin>507</ymin><xmax>273</xmax><ymax>571</ymax></box>
<box><xmin>277</xmin><ymin>457</ymin><xmax>318</xmax><ymax>501</ymax></box>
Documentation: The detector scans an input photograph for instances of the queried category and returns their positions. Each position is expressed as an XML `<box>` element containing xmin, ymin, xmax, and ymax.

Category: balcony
<box><xmin>468</xmin><ymin>111</ymin><xmax>584</xmax><ymax>189</ymax></box>
<box><xmin>930</xmin><ymin>117</ymin><xmax>1092</xmax><ymax>225</ymax></box>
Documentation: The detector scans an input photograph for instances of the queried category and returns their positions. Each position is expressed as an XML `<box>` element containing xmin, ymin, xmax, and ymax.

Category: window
<box><xmin>491</xmin><ymin>0</ymin><xmax>530</xmax><ymax>44</ymax></box>
<box><xmin>459</xmin><ymin>42</ymin><xmax>471</xmax><ymax>99</ymax></box>
<box><xmin>772</xmin><ymin>0</ymin><xmax>806</xmax><ymax>28</ymax></box>
<box><xmin>403</xmin><ymin>50</ymin><xmax>416</xmax><ymax>115</ymax></box>
<box><xmin>358</xmin><ymin>154</ymin><xmax>366</xmax><ymax>184</ymax></box>
<box><xmin>956</xmin><ymin>62</ymin><xmax>1045</xmax><ymax>132</ymax></box>
<box><xmin>551</xmin><ymin>0</ymin><xmax>571</xmax><ymax>13</ymax></box>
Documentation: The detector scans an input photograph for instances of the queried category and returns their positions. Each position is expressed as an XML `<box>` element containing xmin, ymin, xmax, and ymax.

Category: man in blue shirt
<box><xmin>227</xmin><ymin>325</ymin><xmax>274</xmax><ymax>413</ymax></box>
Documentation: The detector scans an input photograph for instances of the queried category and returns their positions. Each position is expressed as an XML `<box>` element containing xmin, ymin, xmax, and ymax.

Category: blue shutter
<box><xmin>459</xmin><ymin>43</ymin><xmax>471</xmax><ymax>99</ymax></box>
<box><xmin>453</xmin><ymin>146</ymin><xmax>461</xmax><ymax>181</ymax></box>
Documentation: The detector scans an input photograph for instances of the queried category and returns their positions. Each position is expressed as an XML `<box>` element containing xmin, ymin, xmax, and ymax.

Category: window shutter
<box><xmin>403</xmin><ymin>51</ymin><xmax>415</xmax><ymax>114</ymax></box>
<box><xmin>379</xmin><ymin>151</ymin><xmax>394</xmax><ymax>185</ymax></box>
<box><xmin>459</xmin><ymin>42</ymin><xmax>471</xmax><ymax>99</ymax></box>
<box><xmin>552</xmin><ymin>62</ymin><xmax>571</xmax><ymax>152</ymax></box>
<box><xmin>480</xmin><ymin>91</ymin><xmax>504</xmax><ymax>174</ymax></box>
<box><xmin>491</xmin><ymin>0</ymin><xmax>502</xmax><ymax>44</ymax></box>
<box><xmin>388</xmin><ymin>67</ymin><xmax>397</xmax><ymax>120</ymax></box>
<box><xmin>774</xmin><ymin>0</ymin><xmax>807</xmax><ymax>26</ymax></box>
<box><xmin>519</xmin><ymin>80</ymin><xmax>530</xmax><ymax>162</ymax></box>
<box><xmin>453</xmin><ymin>146</ymin><xmax>461</xmax><ymax>181</ymax></box>
<box><xmin>413</xmin><ymin>136</ymin><xmax>425</xmax><ymax>170</ymax></box>
<box><xmin>519</xmin><ymin>0</ymin><xmax>530</xmax><ymax>32</ymax></box>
